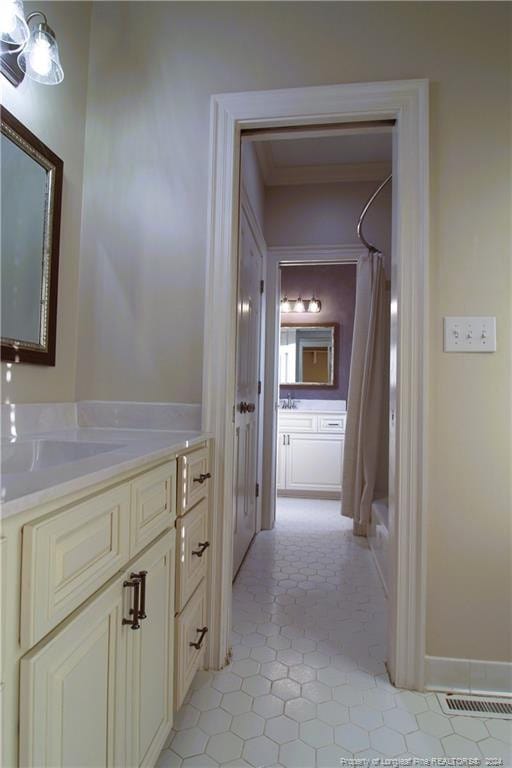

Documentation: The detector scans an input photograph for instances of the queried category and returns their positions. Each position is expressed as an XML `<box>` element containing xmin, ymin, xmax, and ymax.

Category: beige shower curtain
<box><xmin>342</xmin><ymin>252</ymin><xmax>389</xmax><ymax>536</ymax></box>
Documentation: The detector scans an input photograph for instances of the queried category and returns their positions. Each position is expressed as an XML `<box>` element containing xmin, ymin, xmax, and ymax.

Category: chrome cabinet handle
<box><xmin>123</xmin><ymin>577</ymin><xmax>142</xmax><ymax>630</ymax></box>
<box><xmin>192</xmin><ymin>541</ymin><xmax>210</xmax><ymax>558</ymax></box>
<box><xmin>189</xmin><ymin>626</ymin><xmax>208</xmax><ymax>650</ymax></box>
<box><xmin>193</xmin><ymin>472</ymin><xmax>211</xmax><ymax>484</ymax></box>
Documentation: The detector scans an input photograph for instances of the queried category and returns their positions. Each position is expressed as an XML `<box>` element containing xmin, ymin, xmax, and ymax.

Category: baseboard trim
<box><xmin>277</xmin><ymin>490</ymin><xmax>341</xmax><ymax>500</ymax></box>
<box><xmin>425</xmin><ymin>655</ymin><xmax>512</xmax><ymax>697</ymax></box>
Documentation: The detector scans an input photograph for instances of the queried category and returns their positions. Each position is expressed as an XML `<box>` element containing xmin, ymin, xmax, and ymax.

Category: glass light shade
<box><xmin>0</xmin><ymin>0</ymin><xmax>29</xmax><ymax>49</ymax></box>
<box><xmin>281</xmin><ymin>297</ymin><xmax>291</xmax><ymax>313</ymax></box>
<box><xmin>308</xmin><ymin>298</ymin><xmax>320</xmax><ymax>313</ymax></box>
<box><xmin>18</xmin><ymin>22</ymin><xmax>64</xmax><ymax>84</ymax></box>
<box><xmin>294</xmin><ymin>298</ymin><xmax>305</xmax><ymax>313</ymax></box>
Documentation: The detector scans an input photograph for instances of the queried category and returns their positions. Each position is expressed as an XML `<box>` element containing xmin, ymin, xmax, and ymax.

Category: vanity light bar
<box><xmin>280</xmin><ymin>296</ymin><xmax>321</xmax><ymax>313</ymax></box>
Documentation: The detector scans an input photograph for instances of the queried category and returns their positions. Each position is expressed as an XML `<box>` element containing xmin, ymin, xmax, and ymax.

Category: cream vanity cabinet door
<box><xmin>20</xmin><ymin>529</ymin><xmax>176</xmax><ymax>768</ymax></box>
<box><xmin>127</xmin><ymin>530</ymin><xmax>175</xmax><ymax>768</ymax></box>
<box><xmin>19</xmin><ymin>575</ymin><xmax>128</xmax><ymax>768</ymax></box>
<box><xmin>286</xmin><ymin>433</ymin><xmax>343</xmax><ymax>493</ymax></box>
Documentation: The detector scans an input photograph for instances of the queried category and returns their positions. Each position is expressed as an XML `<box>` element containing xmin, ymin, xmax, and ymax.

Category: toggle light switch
<box><xmin>443</xmin><ymin>317</ymin><xmax>496</xmax><ymax>352</ymax></box>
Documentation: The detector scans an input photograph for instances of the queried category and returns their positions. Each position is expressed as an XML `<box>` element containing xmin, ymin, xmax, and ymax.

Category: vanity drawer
<box><xmin>279</xmin><ymin>413</ymin><xmax>318</xmax><ymax>432</ymax></box>
<box><xmin>318</xmin><ymin>415</ymin><xmax>346</xmax><ymax>433</ymax></box>
<box><xmin>178</xmin><ymin>445</ymin><xmax>210</xmax><ymax>516</ymax></box>
<box><xmin>176</xmin><ymin>498</ymin><xmax>209</xmax><ymax>612</ymax></box>
<box><xmin>130</xmin><ymin>461</ymin><xmax>176</xmax><ymax>555</ymax></box>
<box><xmin>21</xmin><ymin>484</ymin><xmax>131</xmax><ymax>648</ymax></box>
<box><xmin>175</xmin><ymin>580</ymin><xmax>207</xmax><ymax>710</ymax></box>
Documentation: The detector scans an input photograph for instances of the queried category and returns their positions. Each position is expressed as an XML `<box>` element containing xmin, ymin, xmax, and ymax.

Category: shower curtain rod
<box><xmin>357</xmin><ymin>173</ymin><xmax>392</xmax><ymax>254</ymax></box>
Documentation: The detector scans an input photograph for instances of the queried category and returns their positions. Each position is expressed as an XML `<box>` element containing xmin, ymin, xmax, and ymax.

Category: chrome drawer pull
<box><xmin>193</xmin><ymin>472</ymin><xmax>211</xmax><ymax>484</ymax></box>
<box><xmin>189</xmin><ymin>626</ymin><xmax>208</xmax><ymax>650</ymax></box>
<box><xmin>192</xmin><ymin>541</ymin><xmax>210</xmax><ymax>558</ymax></box>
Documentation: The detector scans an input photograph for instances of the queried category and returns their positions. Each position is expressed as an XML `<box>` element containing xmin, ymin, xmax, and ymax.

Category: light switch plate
<box><xmin>443</xmin><ymin>316</ymin><xmax>496</xmax><ymax>352</ymax></box>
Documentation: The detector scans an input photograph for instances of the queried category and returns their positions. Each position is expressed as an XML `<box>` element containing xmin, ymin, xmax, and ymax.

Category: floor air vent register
<box><xmin>437</xmin><ymin>694</ymin><xmax>512</xmax><ymax>720</ymax></box>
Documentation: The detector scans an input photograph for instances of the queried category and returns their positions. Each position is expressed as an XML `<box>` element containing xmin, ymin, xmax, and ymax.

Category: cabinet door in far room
<box><xmin>287</xmin><ymin>433</ymin><xmax>343</xmax><ymax>493</ymax></box>
<box><xmin>19</xmin><ymin>576</ymin><xmax>127</xmax><ymax>768</ymax></box>
<box><xmin>127</xmin><ymin>530</ymin><xmax>175</xmax><ymax>768</ymax></box>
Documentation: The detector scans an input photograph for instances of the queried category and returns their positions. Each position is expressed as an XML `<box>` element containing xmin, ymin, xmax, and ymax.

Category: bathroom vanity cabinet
<box><xmin>277</xmin><ymin>410</ymin><xmax>345</xmax><ymax>496</ymax></box>
<box><xmin>1</xmin><ymin>440</ymin><xmax>212</xmax><ymax>768</ymax></box>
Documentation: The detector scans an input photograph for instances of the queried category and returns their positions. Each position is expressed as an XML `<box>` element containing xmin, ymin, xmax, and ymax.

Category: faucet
<box><xmin>281</xmin><ymin>393</ymin><xmax>296</xmax><ymax>410</ymax></box>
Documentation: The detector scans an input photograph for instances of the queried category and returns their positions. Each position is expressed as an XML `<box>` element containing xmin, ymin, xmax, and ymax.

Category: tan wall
<box><xmin>78</xmin><ymin>2</ymin><xmax>511</xmax><ymax>662</ymax></box>
<box><xmin>1</xmin><ymin>1</ymin><xmax>91</xmax><ymax>403</ymax></box>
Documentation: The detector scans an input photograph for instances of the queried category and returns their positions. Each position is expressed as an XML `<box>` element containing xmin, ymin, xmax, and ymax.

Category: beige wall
<box><xmin>1</xmin><ymin>1</ymin><xmax>91</xmax><ymax>403</ymax></box>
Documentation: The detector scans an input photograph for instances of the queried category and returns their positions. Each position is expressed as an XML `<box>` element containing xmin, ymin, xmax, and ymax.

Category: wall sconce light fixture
<box><xmin>1</xmin><ymin>2</ymin><xmax>63</xmax><ymax>86</ymax></box>
<box><xmin>280</xmin><ymin>296</ymin><xmax>322</xmax><ymax>314</ymax></box>
<box><xmin>0</xmin><ymin>0</ymin><xmax>29</xmax><ymax>49</ymax></box>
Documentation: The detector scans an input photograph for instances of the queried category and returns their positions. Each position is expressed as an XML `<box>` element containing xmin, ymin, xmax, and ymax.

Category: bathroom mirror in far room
<box><xmin>1</xmin><ymin>108</ymin><xmax>63</xmax><ymax>365</ymax></box>
<box><xmin>279</xmin><ymin>324</ymin><xmax>337</xmax><ymax>386</ymax></box>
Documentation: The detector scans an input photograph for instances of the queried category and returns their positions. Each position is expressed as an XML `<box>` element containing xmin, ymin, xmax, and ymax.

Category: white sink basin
<box><xmin>1</xmin><ymin>440</ymin><xmax>124</xmax><ymax>474</ymax></box>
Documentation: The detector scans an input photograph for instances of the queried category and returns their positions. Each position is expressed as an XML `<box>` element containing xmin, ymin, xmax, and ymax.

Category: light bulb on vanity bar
<box><xmin>17</xmin><ymin>11</ymin><xmax>64</xmax><ymax>84</ymax></box>
<box><xmin>0</xmin><ymin>0</ymin><xmax>29</xmax><ymax>49</ymax></box>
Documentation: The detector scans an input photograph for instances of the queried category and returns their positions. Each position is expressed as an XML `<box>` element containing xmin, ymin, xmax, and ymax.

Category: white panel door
<box><xmin>20</xmin><ymin>576</ymin><xmax>127</xmax><ymax>768</ymax></box>
<box><xmin>233</xmin><ymin>212</ymin><xmax>263</xmax><ymax>576</ymax></box>
<box><xmin>286</xmin><ymin>434</ymin><xmax>342</xmax><ymax>492</ymax></box>
<box><xmin>127</xmin><ymin>531</ymin><xmax>175</xmax><ymax>768</ymax></box>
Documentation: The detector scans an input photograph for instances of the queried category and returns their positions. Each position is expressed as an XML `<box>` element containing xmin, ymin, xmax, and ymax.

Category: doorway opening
<box><xmin>203</xmin><ymin>81</ymin><xmax>428</xmax><ymax>691</ymax></box>
<box><xmin>232</xmin><ymin>123</ymin><xmax>394</xmax><ymax>672</ymax></box>
<box><xmin>277</xmin><ymin>262</ymin><xmax>356</xmax><ymax>510</ymax></box>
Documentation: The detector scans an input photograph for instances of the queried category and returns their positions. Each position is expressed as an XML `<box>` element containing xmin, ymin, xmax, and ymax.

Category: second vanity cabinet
<box><xmin>2</xmin><ymin>440</ymin><xmax>212</xmax><ymax>768</ymax></box>
<box><xmin>174</xmin><ymin>444</ymin><xmax>211</xmax><ymax>711</ymax></box>
<box><xmin>278</xmin><ymin>411</ymin><xmax>345</xmax><ymax>496</ymax></box>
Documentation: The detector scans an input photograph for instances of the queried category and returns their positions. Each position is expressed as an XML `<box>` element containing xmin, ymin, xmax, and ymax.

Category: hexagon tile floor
<box><xmin>158</xmin><ymin>498</ymin><xmax>512</xmax><ymax>768</ymax></box>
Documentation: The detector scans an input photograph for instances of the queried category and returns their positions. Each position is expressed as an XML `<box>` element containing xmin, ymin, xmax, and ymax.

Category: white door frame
<box><xmin>202</xmin><ymin>80</ymin><xmax>429</xmax><ymax>690</ymax></box>
<box><xmin>261</xmin><ymin>245</ymin><xmax>366</xmax><ymax>532</ymax></box>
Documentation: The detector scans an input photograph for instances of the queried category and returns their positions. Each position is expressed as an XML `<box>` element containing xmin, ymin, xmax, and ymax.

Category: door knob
<box><xmin>246</xmin><ymin>403</ymin><xmax>256</xmax><ymax>413</ymax></box>
<box><xmin>239</xmin><ymin>401</ymin><xmax>256</xmax><ymax>413</ymax></box>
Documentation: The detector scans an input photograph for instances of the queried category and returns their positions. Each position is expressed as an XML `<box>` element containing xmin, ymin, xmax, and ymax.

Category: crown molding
<box><xmin>254</xmin><ymin>142</ymin><xmax>391</xmax><ymax>186</ymax></box>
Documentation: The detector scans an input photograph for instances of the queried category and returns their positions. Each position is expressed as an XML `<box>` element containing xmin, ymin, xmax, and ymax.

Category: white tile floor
<box><xmin>159</xmin><ymin>498</ymin><xmax>512</xmax><ymax>767</ymax></box>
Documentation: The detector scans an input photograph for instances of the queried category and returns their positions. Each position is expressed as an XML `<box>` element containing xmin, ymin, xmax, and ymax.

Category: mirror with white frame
<box><xmin>279</xmin><ymin>324</ymin><xmax>337</xmax><ymax>387</ymax></box>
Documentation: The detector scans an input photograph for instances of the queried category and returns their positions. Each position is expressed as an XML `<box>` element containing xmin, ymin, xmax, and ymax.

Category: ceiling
<box><xmin>252</xmin><ymin>128</ymin><xmax>392</xmax><ymax>186</ymax></box>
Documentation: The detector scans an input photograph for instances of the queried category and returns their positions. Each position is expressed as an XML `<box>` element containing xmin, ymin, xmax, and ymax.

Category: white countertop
<box><xmin>1</xmin><ymin>427</ymin><xmax>207</xmax><ymax>519</ymax></box>
<box><xmin>279</xmin><ymin>399</ymin><xmax>346</xmax><ymax>414</ymax></box>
